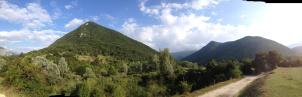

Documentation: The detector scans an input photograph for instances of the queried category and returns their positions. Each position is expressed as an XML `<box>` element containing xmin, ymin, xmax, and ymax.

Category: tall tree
<box><xmin>252</xmin><ymin>53</ymin><xmax>268</xmax><ymax>74</ymax></box>
<box><xmin>267</xmin><ymin>51</ymin><xmax>282</xmax><ymax>70</ymax></box>
<box><xmin>206</xmin><ymin>59</ymin><xmax>219</xmax><ymax>71</ymax></box>
<box><xmin>159</xmin><ymin>48</ymin><xmax>175</xmax><ymax>78</ymax></box>
<box><xmin>226</xmin><ymin>60</ymin><xmax>242</xmax><ymax>79</ymax></box>
<box><xmin>58</xmin><ymin>57</ymin><xmax>69</xmax><ymax>77</ymax></box>
<box><xmin>0</xmin><ymin>58</ymin><xmax>6</xmax><ymax>71</ymax></box>
<box><xmin>152</xmin><ymin>54</ymin><xmax>160</xmax><ymax>72</ymax></box>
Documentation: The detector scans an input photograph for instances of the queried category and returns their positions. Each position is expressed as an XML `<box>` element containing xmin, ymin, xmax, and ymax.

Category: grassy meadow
<box><xmin>240</xmin><ymin>67</ymin><xmax>302</xmax><ymax>97</ymax></box>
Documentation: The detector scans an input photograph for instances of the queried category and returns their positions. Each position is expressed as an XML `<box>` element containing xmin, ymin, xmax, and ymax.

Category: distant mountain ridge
<box><xmin>183</xmin><ymin>36</ymin><xmax>294</xmax><ymax>64</ymax></box>
<box><xmin>292</xmin><ymin>46</ymin><xmax>302</xmax><ymax>56</ymax></box>
<box><xmin>171</xmin><ymin>50</ymin><xmax>196</xmax><ymax>60</ymax></box>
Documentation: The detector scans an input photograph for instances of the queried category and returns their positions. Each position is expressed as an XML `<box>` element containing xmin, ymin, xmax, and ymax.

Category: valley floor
<box><xmin>198</xmin><ymin>75</ymin><xmax>262</xmax><ymax>97</ymax></box>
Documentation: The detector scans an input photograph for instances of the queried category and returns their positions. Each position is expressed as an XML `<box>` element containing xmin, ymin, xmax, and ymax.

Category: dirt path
<box><xmin>198</xmin><ymin>75</ymin><xmax>262</xmax><ymax>97</ymax></box>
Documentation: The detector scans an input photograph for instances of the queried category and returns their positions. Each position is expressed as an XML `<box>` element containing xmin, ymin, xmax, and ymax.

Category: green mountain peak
<box><xmin>43</xmin><ymin>22</ymin><xmax>157</xmax><ymax>61</ymax></box>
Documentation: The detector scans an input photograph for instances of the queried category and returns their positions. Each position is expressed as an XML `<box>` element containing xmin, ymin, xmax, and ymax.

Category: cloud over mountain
<box><xmin>122</xmin><ymin>0</ymin><xmax>246</xmax><ymax>52</ymax></box>
<box><xmin>65</xmin><ymin>18</ymin><xmax>85</xmax><ymax>29</ymax></box>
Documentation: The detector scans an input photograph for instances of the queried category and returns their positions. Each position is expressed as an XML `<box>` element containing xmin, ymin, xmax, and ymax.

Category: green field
<box><xmin>240</xmin><ymin>67</ymin><xmax>302</xmax><ymax>97</ymax></box>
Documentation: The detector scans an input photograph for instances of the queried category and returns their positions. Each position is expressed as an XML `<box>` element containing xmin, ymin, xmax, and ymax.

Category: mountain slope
<box><xmin>171</xmin><ymin>50</ymin><xmax>196</xmax><ymax>60</ymax></box>
<box><xmin>41</xmin><ymin>21</ymin><xmax>157</xmax><ymax>61</ymax></box>
<box><xmin>292</xmin><ymin>46</ymin><xmax>302</xmax><ymax>56</ymax></box>
<box><xmin>183</xmin><ymin>36</ymin><xmax>293</xmax><ymax>64</ymax></box>
<box><xmin>0</xmin><ymin>47</ymin><xmax>14</xmax><ymax>56</ymax></box>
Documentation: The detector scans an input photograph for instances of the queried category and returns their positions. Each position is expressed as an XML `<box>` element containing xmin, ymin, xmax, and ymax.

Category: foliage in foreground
<box><xmin>0</xmin><ymin>48</ymin><xmax>245</xmax><ymax>97</ymax></box>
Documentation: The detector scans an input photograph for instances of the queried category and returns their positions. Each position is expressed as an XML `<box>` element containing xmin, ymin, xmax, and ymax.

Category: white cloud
<box><xmin>124</xmin><ymin>0</ymin><xmax>302</xmax><ymax>52</ymax></box>
<box><xmin>65</xmin><ymin>16</ymin><xmax>104</xmax><ymax>29</ymax></box>
<box><xmin>64</xmin><ymin>0</ymin><xmax>78</xmax><ymax>10</ymax></box>
<box><xmin>139</xmin><ymin>0</ymin><xmax>160</xmax><ymax>15</ymax></box>
<box><xmin>91</xmin><ymin>16</ymin><xmax>99</xmax><ymax>21</ymax></box>
<box><xmin>105</xmin><ymin>14</ymin><xmax>115</xmax><ymax>21</ymax></box>
<box><xmin>0</xmin><ymin>1</ymin><xmax>52</xmax><ymax>29</ymax></box>
<box><xmin>15</xmin><ymin>46</ymin><xmax>45</xmax><ymax>53</ymax></box>
<box><xmin>217</xmin><ymin>18</ymin><xmax>223</xmax><ymax>22</ymax></box>
<box><xmin>50</xmin><ymin>1</ymin><xmax>63</xmax><ymax>20</ymax></box>
<box><xmin>0</xmin><ymin>29</ymin><xmax>66</xmax><ymax>52</ymax></box>
<box><xmin>0</xmin><ymin>29</ymin><xmax>64</xmax><ymax>44</ymax></box>
<box><xmin>0</xmin><ymin>1</ymin><xmax>66</xmax><ymax>52</ymax></box>
<box><xmin>240</xmin><ymin>14</ymin><xmax>247</xmax><ymax>19</ymax></box>
<box><xmin>246</xmin><ymin>3</ymin><xmax>302</xmax><ymax>46</ymax></box>
<box><xmin>211</xmin><ymin>11</ymin><xmax>217</xmax><ymax>16</ymax></box>
<box><xmin>64</xmin><ymin>18</ymin><xmax>85</xmax><ymax>29</ymax></box>
<box><xmin>191</xmin><ymin>0</ymin><xmax>219</xmax><ymax>10</ymax></box>
<box><xmin>122</xmin><ymin>16</ymin><xmax>246</xmax><ymax>52</ymax></box>
<box><xmin>139</xmin><ymin>0</ymin><xmax>220</xmax><ymax>16</ymax></box>
<box><xmin>123</xmin><ymin>0</ymin><xmax>245</xmax><ymax>52</ymax></box>
<box><xmin>65</xmin><ymin>5</ymin><xmax>72</xmax><ymax>10</ymax></box>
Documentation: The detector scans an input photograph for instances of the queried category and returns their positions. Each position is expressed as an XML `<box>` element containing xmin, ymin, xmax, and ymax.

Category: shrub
<box><xmin>180</xmin><ymin>81</ymin><xmax>191</xmax><ymax>93</ymax></box>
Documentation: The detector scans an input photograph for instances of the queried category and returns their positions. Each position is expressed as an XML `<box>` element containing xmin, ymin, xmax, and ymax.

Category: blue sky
<box><xmin>0</xmin><ymin>0</ymin><xmax>302</xmax><ymax>53</ymax></box>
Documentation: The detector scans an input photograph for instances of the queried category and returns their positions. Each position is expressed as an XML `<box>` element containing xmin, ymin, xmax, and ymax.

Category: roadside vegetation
<box><xmin>0</xmin><ymin>48</ymin><xmax>245</xmax><ymax>97</ymax></box>
<box><xmin>239</xmin><ymin>76</ymin><xmax>266</xmax><ymax>97</ymax></box>
<box><xmin>176</xmin><ymin>78</ymin><xmax>241</xmax><ymax>97</ymax></box>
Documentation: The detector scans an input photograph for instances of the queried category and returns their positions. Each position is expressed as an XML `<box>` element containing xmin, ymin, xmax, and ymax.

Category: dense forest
<box><xmin>0</xmin><ymin>48</ymin><xmax>239</xmax><ymax>97</ymax></box>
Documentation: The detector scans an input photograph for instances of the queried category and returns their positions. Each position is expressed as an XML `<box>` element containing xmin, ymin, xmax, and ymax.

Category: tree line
<box><xmin>0</xmin><ymin>49</ymin><xmax>301</xmax><ymax>97</ymax></box>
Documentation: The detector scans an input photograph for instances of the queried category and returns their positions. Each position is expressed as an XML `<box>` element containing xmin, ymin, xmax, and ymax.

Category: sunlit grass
<box><xmin>263</xmin><ymin>67</ymin><xmax>302</xmax><ymax>97</ymax></box>
<box><xmin>240</xmin><ymin>67</ymin><xmax>302</xmax><ymax>97</ymax></box>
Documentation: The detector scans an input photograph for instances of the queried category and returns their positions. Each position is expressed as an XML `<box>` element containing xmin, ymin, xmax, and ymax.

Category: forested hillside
<box><xmin>183</xmin><ymin>36</ymin><xmax>293</xmax><ymax>64</ymax></box>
